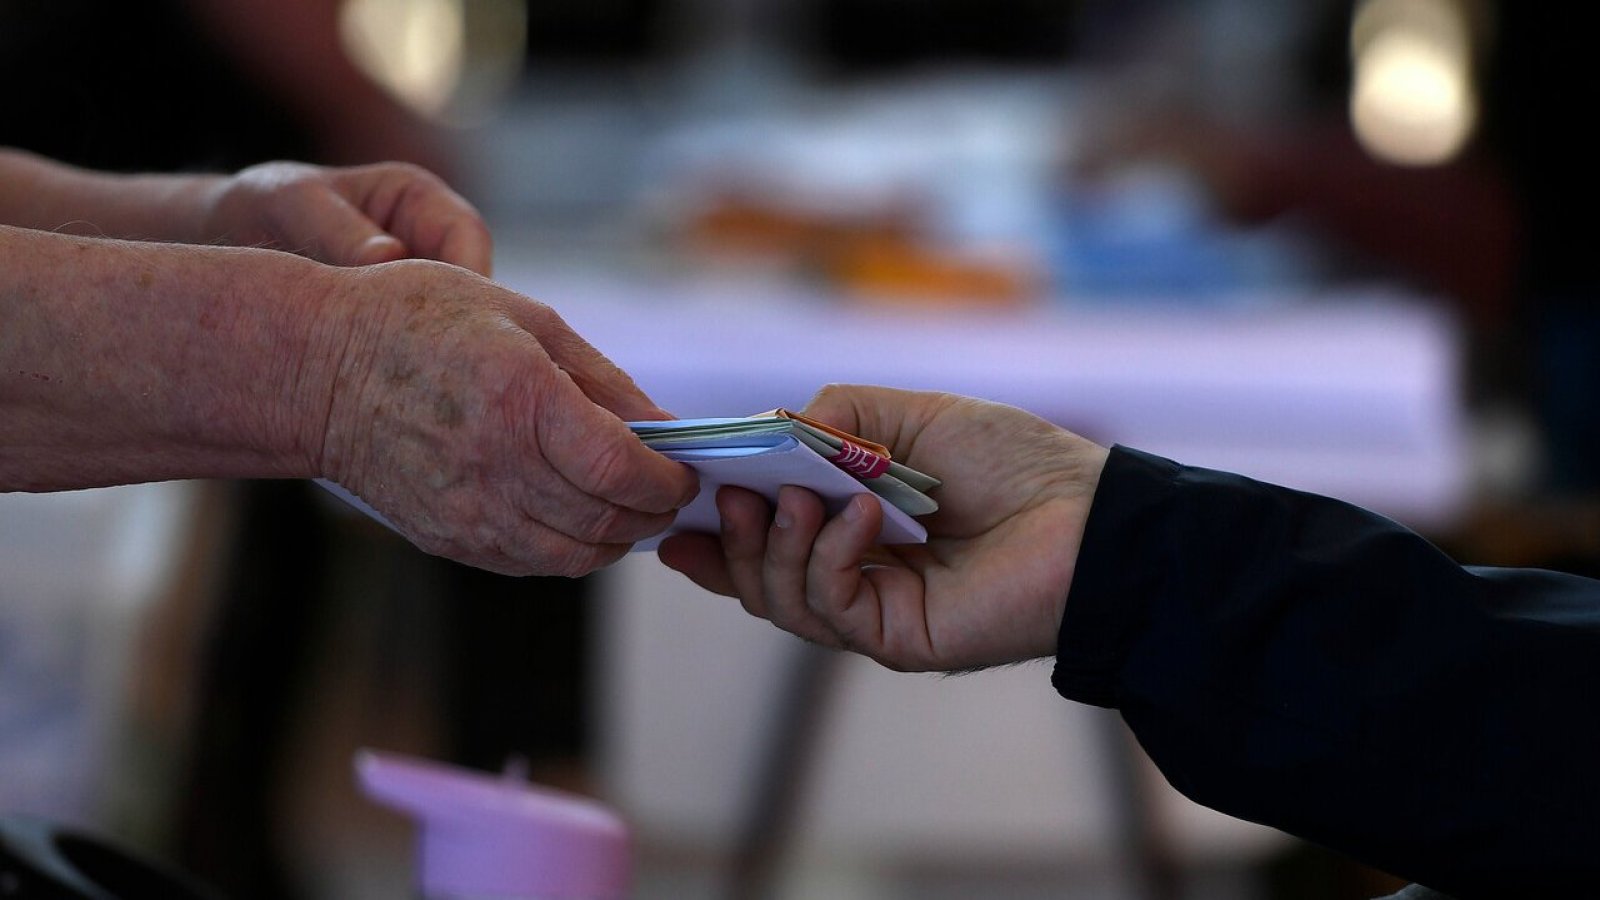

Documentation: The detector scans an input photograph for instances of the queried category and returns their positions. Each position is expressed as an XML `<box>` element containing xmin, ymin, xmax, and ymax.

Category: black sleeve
<box><xmin>1052</xmin><ymin>447</ymin><xmax>1600</xmax><ymax>897</ymax></box>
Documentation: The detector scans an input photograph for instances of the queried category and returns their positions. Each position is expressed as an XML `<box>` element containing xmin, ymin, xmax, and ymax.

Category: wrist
<box><xmin>240</xmin><ymin>252</ymin><xmax>368</xmax><ymax>480</ymax></box>
<box><xmin>135</xmin><ymin>241</ymin><xmax>353</xmax><ymax>481</ymax></box>
<box><xmin>0</xmin><ymin>149</ymin><xmax>225</xmax><ymax>242</ymax></box>
<box><xmin>0</xmin><ymin>229</ymin><xmax>355</xmax><ymax>487</ymax></box>
<box><xmin>150</xmin><ymin>173</ymin><xmax>231</xmax><ymax>245</ymax></box>
<box><xmin>1037</xmin><ymin>439</ymin><xmax>1111</xmax><ymax>659</ymax></box>
<box><xmin>296</xmin><ymin>261</ymin><xmax>390</xmax><ymax>485</ymax></box>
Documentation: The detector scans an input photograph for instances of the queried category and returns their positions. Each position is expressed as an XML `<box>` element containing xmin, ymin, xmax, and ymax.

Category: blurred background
<box><xmin>2</xmin><ymin>0</ymin><xmax>1596</xmax><ymax>897</ymax></box>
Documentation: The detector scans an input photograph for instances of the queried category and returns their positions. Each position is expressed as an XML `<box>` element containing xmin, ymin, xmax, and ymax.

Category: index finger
<box><xmin>509</xmin><ymin>302</ymin><xmax>671</xmax><ymax>422</ymax></box>
<box><xmin>392</xmin><ymin>187</ymin><xmax>493</xmax><ymax>276</ymax></box>
<box><xmin>339</xmin><ymin>164</ymin><xmax>494</xmax><ymax>276</ymax></box>
<box><xmin>535</xmin><ymin>373</ymin><xmax>699</xmax><ymax>515</ymax></box>
<box><xmin>436</xmin><ymin>215</ymin><xmax>495</xmax><ymax>277</ymax></box>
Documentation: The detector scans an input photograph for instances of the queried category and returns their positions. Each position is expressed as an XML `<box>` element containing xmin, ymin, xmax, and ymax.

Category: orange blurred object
<box><xmin>683</xmin><ymin>192</ymin><xmax>1038</xmax><ymax>308</ymax></box>
<box><xmin>829</xmin><ymin>231</ymin><xmax>1037</xmax><ymax>307</ymax></box>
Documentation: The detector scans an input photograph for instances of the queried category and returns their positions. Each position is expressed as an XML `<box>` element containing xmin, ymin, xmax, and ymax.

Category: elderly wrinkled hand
<box><xmin>2</xmin><ymin>148</ymin><xmax>702</xmax><ymax>576</ymax></box>
<box><xmin>313</xmin><ymin>258</ymin><xmax>699</xmax><ymax>576</ymax></box>
<box><xmin>197</xmin><ymin>160</ymin><xmax>494</xmax><ymax>275</ymax></box>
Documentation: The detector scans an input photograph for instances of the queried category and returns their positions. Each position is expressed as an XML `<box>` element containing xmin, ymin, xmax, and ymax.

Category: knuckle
<box><xmin>768</xmin><ymin>529</ymin><xmax>812</xmax><ymax>568</ymax></box>
<box><xmin>832</xmin><ymin>622</ymin><xmax>864</xmax><ymax>653</ymax></box>
<box><xmin>804</xmin><ymin>384</ymin><xmax>844</xmax><ymax>416</ymax></box>
<box><xmin>278</xmin><ymin>167</ymin><xmax>326</xmax><ymax>195</ymax></box>
<box><xmin>518</xmin><ymin>299</ymin><xmax>563</xmax><ymax>332</ymax></box>
<box><xmin>720</xmin><ymin>521</ymin><xmax>765</xmax><ymax>562</ymax></box>
<box><xmin>274</xmin><ymin>175</ymin><xmax>332</xmax><ymax>213</ymax></box>
<box><xmin>534</xmin><ymin>531</ymin><xmax>614</xmax><ymax>573</ymax></box>
<box><xmin>723</xmin><ymin>538</ymin><xmax>762</xmax><ymax>567</ymax></box>
<box><xmin>804</xmin><ymin>585</ymin><xmax>841</xmax><ymax>619</ymax></box>
<box><xmin>384</xmin><ymin>160</ymin><xmax>435</xmax><ymax>183</ymax></box>
<box><xmin>387</xmin><ymin>256</ymin><xmax>452</xmax><ymax>283</ymax></box>
<box><xmin>763</xmin><ymin>599</ymin><xmax>800</xmax><ymax>629</ymax></box>
<box><xmin>241</xmin><ymin>160</ymin><xmax>307</xmax><ymax>189</ymax></box>
<box><xmin>547</xmin><ymin>542</ymin><xmax>609</xmax><ymax>578</ymax></box>
<box><xmin>577</xmin><ymin>502</ymin><xmax>627</xmax><ymax>543</ymax></box>
<box><xmin>737</xmin><ymin>592</ymin><xmax>768</xmax><ymax>621</ymax></box>
<box><xmin>578</xmin><ymin>436</ymin><xmax>635</xmax><ymax>499</ymax></box>
<box><xmin>729</xmin><ymin>542</ymin><xmax>764</xmax><ymax>567</ymax></box>
<box><xmin>810</xmin><ymin>383</ymin><xmax>847</xmax><ymax>404</ymax></box>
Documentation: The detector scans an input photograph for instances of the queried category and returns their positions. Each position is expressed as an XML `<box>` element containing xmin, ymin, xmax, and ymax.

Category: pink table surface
<box><xmin>501</xmin><ymin>267</ymin><xmax>1469</xmax><ymax>529</ymax></box>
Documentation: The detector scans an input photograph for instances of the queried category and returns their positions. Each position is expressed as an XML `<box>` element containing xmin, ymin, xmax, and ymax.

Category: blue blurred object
<box><xmin>1049</xmin><ymin>166</ymin><xmax>1323</xmax><ymax>304</ymax></box>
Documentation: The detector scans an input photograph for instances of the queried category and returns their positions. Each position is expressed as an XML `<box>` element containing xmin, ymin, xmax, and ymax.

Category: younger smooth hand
<box><xmin>658</xmin><ymin>385</ymin><xmax>1109</xmax><ymax>671</ymax></box>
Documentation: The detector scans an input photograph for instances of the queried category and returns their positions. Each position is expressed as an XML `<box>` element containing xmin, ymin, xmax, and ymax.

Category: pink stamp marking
<box><xmin>828</xmin><ymin>440</ymin><xmax>890</xmax><ymax>479</ymax></box>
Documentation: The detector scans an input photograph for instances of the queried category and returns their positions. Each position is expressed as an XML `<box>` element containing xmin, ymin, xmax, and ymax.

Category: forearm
<box><xmin>0</xmin><ymin>225</ymin><xmax>346</xmax><ymax>490</ymax></box>
<box><xmin>0</xmin><ymin>148</ymin><xmax>223</xmax><ymax>242</ymax></box>
<box><xmin>1056</xmin><ymin>448</ymin><xmax>1600</xmax><ymax>895</ymax></box>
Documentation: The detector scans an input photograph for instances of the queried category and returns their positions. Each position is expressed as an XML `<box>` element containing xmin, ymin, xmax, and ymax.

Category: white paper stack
<box><xmin>629</xmin><ymin>412</ymin><xmax>940</xmax><ymax>547</ymax></box>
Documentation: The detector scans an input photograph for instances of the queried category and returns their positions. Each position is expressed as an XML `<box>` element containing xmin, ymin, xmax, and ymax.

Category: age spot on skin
<box><xmin>136</xmin><ymin>271</ymin><xmax>154</xmax><ymax>290</ymax></box>
<box><xmin>402</xmin><ymin>292</ymin><xmax>430</xmax><ymax>333</ymax></box>
<box><xmin>405</xmin><ymin>295</ymin><xmax>473</xmax><ymax>340</ymax></box>
<box><xmin>433</xmin><ymin>392</ymin><xmax>465</xmax><ymax>429</ymax></box>
<box><xmin>385</xmin><ymin>361</ymin><xmax>419</xmax><ymax>387</ymax></box>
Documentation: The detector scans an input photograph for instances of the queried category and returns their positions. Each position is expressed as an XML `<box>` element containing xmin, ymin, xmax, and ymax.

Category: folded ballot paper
<box><xmin>630</xmin><ymin>409</ymin><xmax>940</xmax><ymax>548</ymax></box>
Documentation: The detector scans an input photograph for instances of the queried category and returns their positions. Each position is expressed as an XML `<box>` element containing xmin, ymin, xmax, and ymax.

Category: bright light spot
<box><xmin>341</xmin><ymin>0</ymin><xmax>467</xmax><ymax>118</ymax></box>
<box><xmin>1351</xmin><ymin>0</ymin><xmax>1470</xmax><ymax>63</ymax></box>
<box><xmin>1349</xmin><ymin>0</ymin><xmax>1477</xmax><ymax>166</ymax></box>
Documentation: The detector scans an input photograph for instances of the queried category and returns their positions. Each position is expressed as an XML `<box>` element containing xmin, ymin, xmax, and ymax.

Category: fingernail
<box><xmin>843</xmin><ymin>496</ymin><xmax>866</xmax><ymax>523</ymax></box>
<box><xmin>774</xmin><ymin>493</ymin><xmax>795</xmax><ymax>529</ymax></box>
<box><xmin>359</xmin><ymin>234</ymin><xmax>406</xmax><ymax>262</ymax></box>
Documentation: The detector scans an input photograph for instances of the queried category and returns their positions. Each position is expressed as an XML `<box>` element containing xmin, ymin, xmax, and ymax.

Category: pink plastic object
<box><xmin>356</xmin><ymin>749</ymin><xmax>631</xmax><ymax>899</ymax></box>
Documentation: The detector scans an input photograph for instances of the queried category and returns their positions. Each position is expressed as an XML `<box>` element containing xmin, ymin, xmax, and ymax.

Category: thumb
<box><xmin>803</xmin><ymin>383</ymin><xmax>925</xmax><ymax>445</ymax></box>
<box><xmin>801</xmin><ymin>383</ymin><xmax>867</xmax><ymax>434</ymax></box>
